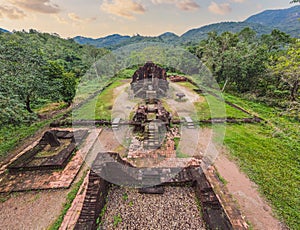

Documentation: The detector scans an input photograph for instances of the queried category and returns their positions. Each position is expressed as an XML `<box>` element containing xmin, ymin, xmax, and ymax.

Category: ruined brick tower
<box><xmin>131</xmin><ymin>62</ymin><xmax>169</xmax><ymax>99</ymax></box>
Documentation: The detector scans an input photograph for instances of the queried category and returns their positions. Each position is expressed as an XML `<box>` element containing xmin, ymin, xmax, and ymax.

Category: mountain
<box><xmin>73</xmin><ymin>6</ymin><xmax>300</xmax><ymax>48</ymax></box>
<box><xmin>245</xmin><ymin>5</ymin><xmax>300</xmax><ymax>37</ymax></box>
<box><xmin>74</xmin><ymin>33</ymin><xmax>179</xmax><ymax>49</ymax></box>
<box><xmin>158</xmin><ymin>32</ymin><xmax>180</xmax><ymax>43</ymax></box>
<box><xmin>73</xmin><ymin>34</ymin><xmax>130</xmax><ymax>48</ymax></box>
<box><xmin>180</xmin><ymin>21</ymin><xmax>273</xmax><ymax>42</ymax></box>
<box><xmin>0</xmin><ymin>28</ymin><xmax>10</xmax><ymax>33</ymax></box>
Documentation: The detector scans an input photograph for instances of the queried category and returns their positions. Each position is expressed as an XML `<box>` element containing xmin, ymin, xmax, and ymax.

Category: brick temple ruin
<box><xmin>0</xmin><ymin>61</ymin><xmax>252</xmax><ymax>229</ymax></box>
<box><xmin>74</xmin><ymin>152</ymin><xmax>246</xmax><ymax>230</ymax></box>
<box><xmin>73</xmin><ymin>63</ymin><xmax>247</xmax><ymax>229</ymax></box>
<box><xmin>130</xmin><ymin>63</ymin><xmax>172</xmax><ymax>150</ymax></box>
<box><xmin>131</xmin><ymin>61</ymin><xmax>169</xmax><ymax>99</ymax></box>
<box><xmin>0</xmin><ymin>128</ymin><xmax>94</xmax><ymax>193</ymax></box>
<box><xmin>8</xmin><ymin>130</ymin><xmax>88</xmax><ymax>172</ymax></box>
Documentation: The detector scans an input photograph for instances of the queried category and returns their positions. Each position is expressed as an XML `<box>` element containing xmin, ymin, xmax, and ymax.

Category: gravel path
<box><xmin>101</xmin><ymin>186</ymin><xmax>206</xmax><ymax>230</ymax></box>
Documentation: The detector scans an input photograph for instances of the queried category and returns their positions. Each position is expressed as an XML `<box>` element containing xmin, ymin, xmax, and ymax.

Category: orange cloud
<box><xmin>208</xmin><ymin>1</ymin><xmax>232</xmax><ymax>15</ymax></box>
<box><xmin>0</xmin><ymin>5</ymin><xmax>26</xmax><ymax>19</ymax></box>
<box><xmin>8</xmin><ymin>0</ymin><xmax>60</xmax><ymax>14</ymax></box>
<box><xmin>152</xmin><ymin>0</ymin><xmax>200</xmax><ymax>11</ymax></box>
<box><xmin>101</xmin><ymin>0</ymin><xmax>146</xmax><ymax>19</ymax></box>
<box><xmin>68</xmin><ymin>13</ymin><xmax>97</xmax><ymax>23</ymax></box>
<box><xmin>54</xmin><ymin>15</ymin><xmax>68</xmax><ymax>24</ymax></box>
<box><xmin>176</xmin><ymin>0</ymin><xmax>200</xmax><ymax>11</ymax></box>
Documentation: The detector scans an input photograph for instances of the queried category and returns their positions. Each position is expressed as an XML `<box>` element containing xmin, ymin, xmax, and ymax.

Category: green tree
<box><xmin>61</xmin><ymin>72</ymin><xmax>77</xmax><ymax>105</ymax></box>
<box><xmin>0</xmin><ymin>35</ymin><xmax>47</xmax><ymax>113</ymax></box>
<box><xmin>261</xmin><ymin>29</ymin><xmax>292</xmax><ymax>52</ymax></box>
<box><xmin>270</xmin><ymin>41</ymin><xmax>300</xmax><ymax>101</ymax></box>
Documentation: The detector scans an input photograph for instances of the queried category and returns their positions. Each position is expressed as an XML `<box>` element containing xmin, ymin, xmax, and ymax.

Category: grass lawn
<box><xmin>72</xmin><ymin>80</ymin><xmax>127</xmax><ymax>121</ymax></box>
<box><xmin>223</xmin><ymin>123</ymin><xmax>299</xmax><ymax>229</ymax></box>
<box><xmin>216</xmin><ymin>94</ymin><xmax>300</xmax><ymax>229</ymax></box>
<box><xmin>222</xmin><ymin>94</ymin><xmax>300</xmax><ymax>229</ymax></box>
<box><xmin>224</xmin><ymin>94</ymin><xmax>299</xmax><ymax>141</ymax></box>
<box><xmin>176</xmin><ymin>82</ymin><xmax>251</xmax><ymax>120</ymax></box>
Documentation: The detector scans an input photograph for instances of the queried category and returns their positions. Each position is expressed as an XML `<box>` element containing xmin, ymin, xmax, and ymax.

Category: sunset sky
<box><xmin>0</xmin><ymin>0</ymin><xmax>293</xmax><ymax>38</ymax></box>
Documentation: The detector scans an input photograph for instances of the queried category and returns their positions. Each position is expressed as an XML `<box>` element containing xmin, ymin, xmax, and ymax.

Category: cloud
<box><xmin>68</xmin><ymin>13</ymin><xmax>83</xmax><ymax>22</ymax></box>
<box><xmin>0</xmin><ymin>5</ymin><xmax>26</xmax><ymax>19</ymax></box>
<box><xmin>100</xmin><ymin>0</ymin><xmax>146</xmax><ymax>19</ymax></box>
<box><xmin>208</xmin><ymin>1</ymin><xmax>231</xmax><ymax>15</ymax></box>
<box><xmin>54</xmin><ymin>15</ymin><xmax>68</xmax><ymax>24</ymax></box>
<box><xmin>231</xmin><ymin>0</ymin><xmax>245</xmax><ymax>2</ymax></box>
<box><xmin>68</xmin><ymin>13</ymin><xmax>97</xmax><ymax>23</ymax></box>
<box><xmin>8</xmin><ymin>0</ymin><xmax>60</xmax><ymax>14</ymax></box>
<box><xmin>176</xmin><ymin>0</ymin><xmax>200</xmax><ymax>11</ymax></box>
<box><xmin>152</xmin><ymin>0</ymin><xmax>200</xmax><ymax>11</ymax></box>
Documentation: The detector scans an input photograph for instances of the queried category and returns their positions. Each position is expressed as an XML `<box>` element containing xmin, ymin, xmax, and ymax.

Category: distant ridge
<box><xmin>245</xmin><ymin>5</ymin><xmax>300</xmax><ymax>38</ymax></box>
<box><xmin>73</xmin><ymin>6</ymin><xmax>300</xmax><ymax>48</ymax></box>
<box><xmin>73</xmin><ymin>34</ymin><xmax>130</xmax><ymax>48</ymax></box>
<box><xmin>0</xmin><ymin>28</ymin><xmax>10</xmax><ymax>33</ymax></box>
<box><xmin>180</xmin><ymin>21</ymin><xmax>273</xmax><ymax>42</ymax></box>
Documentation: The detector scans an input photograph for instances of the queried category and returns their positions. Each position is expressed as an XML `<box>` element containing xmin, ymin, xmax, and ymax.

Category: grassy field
<box><xmin>72</xmin><ymin>80</ymin><xmax>127</xmax><ymax>121</ymax></box>
<box><xmin>176</xmin><ymin>82</ymin><xmax>251</xmax><ymax>120</ymax></box>
<box><xmin>219</xmin><ymin>95</ymin><xmax>300</xmax><ymax>229</ymax></box>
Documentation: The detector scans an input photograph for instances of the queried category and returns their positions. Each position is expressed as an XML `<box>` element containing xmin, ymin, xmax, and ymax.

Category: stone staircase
<box><xmin>145</xmin><ymin>122</ymin><xmax>160</xmax><ymax>149</ymax></box>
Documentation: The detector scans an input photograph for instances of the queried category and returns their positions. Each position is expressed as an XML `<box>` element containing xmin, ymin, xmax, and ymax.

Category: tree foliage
<box><xmin>0</xmin><ymin>30</ymin><xmax>107</xmax><ymax>127</ymax></box>
<box><xmin>269</xmin><ymin>41</ymin><xmax>300</xmax><ymax>101</ymax></box>
<box><xmin>188</xmin><ymin>28</ymin><xmax>298</xmax><ymax>112</ymax></box>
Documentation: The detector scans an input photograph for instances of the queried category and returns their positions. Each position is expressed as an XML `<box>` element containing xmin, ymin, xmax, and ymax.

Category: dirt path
<box><xmin>0</xmin><ymin>189</ymin><xmax>68</xmax><ymax>230</ymax></box>
<box><xmin>214</xmin><ymin>153</ymin><xmax>286</xmax><ymax>230</ymax></box>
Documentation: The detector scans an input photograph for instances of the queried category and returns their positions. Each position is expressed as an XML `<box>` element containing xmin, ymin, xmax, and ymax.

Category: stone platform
<box><xmin>0</xmin><ymin>128</ymin><xmax>102</xmax><ymax>193</ymax></box>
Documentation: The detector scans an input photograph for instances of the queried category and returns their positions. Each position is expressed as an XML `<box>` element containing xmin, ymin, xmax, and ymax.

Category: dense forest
<box><xmin>187</xmin><ymin>28</ymin><xmax>299</xmax><ymax>117</ymax></box>
<box><xmin>0</xmin><ymin>30</ymin><xmax>108</xmax><ymax>127</ymax></box>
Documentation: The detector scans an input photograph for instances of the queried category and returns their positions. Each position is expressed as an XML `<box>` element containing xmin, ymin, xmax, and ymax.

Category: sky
<box><xmin>0</xmin><ymin>0</ymin><xmax>294</xmax><ymax>38</ymax></box>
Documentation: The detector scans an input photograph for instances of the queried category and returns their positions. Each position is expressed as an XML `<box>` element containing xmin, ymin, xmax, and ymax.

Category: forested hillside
<box><xmin>246</xmin><ymin>5</ymin><xmax>300</xmax><ymax>37</ymax></box>
<box><xmin>187</xmin><ymin>28</ymin><xmax>299</xmax><ymax>118</ymax></box>
<box><xmin>73</xmin><ymin>6</ymin><xmax>300</xmax><ymax>48</ymax></box>
<box><xmin>0</xmin><ymin>30</ymin><xmax>108</xmax><ymax>127</ymax></box>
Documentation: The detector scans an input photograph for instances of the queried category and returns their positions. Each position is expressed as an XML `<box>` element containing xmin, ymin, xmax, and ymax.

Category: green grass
<box><xmin>207</xmin><ymin>93</ymin><xmax>300</xmax><ymax>229</ymax></box>
<box><xmin>96</xmin><ymin>201</ymin><xmax>108</xmax><ymax>229</ymax></box>
<box><xmin>224</xmin><ymin>93</ymin><xmax>299</xmax><ymax>141</ymax></box>
<box><xmin>75</xmin><ymin>78</ymin><xmax>111</xmax><ymax>103</ymax></box>
<box><xmin>113</xmin><ymin>214</ymin><xmax>122</xmax><ymax>227</ymax></box>
<box><xmin>174</xmin><ymin>137</ymin><xmax>190</xmax><ymax>158</ymax></box>
<box><xmin>175</xmin><ymin>82</ymin><xmax>250</xmax><ymax>120</ymax></box>
<box><xmin>73</xmin><ymin>80</ymin><xmax>127</xmax><ymax>120</ymax></box>
<box><xmin>223</xmin><ymin>123</ymin><xmax>299</xmax><ymax>229</ymax></box>
<box><xmin>115</xmin><ymin>68</ymin><xmax>136</xmax><ymax>79</ymax></box>
<box><xmin>49</xmin><ymin>171</ymin><xmax>87</xmax><ymax>230</ymax></box>
<box><xmin>215</xmin><ymin>170</ymin><xmax>228</xmax><ymax>185</ymax></box>
<box><xmin>0</xmin><ymin>116</ymin><xmax>62</xmax><ymax>160</ymax></box>
<box><xmin>193</xmin><ymin>94</ymin><xmax>249</xmax><ymax>120</ymax></box>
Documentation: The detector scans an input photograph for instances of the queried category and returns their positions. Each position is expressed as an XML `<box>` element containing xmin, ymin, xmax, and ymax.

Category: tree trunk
<box><xmin>26</xmin><ymin>95</ymin><xmax>33</xmax><ymax>113</ymax></box>
<box><xmin>291</xmin><ymin>80</ymin><xmax>299</xmax><ymax>101</ymax></box>
<box><xmin>222</xmin><ymin>78</ymin><xmax>229</xmax><ymax>92</ymax></box>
